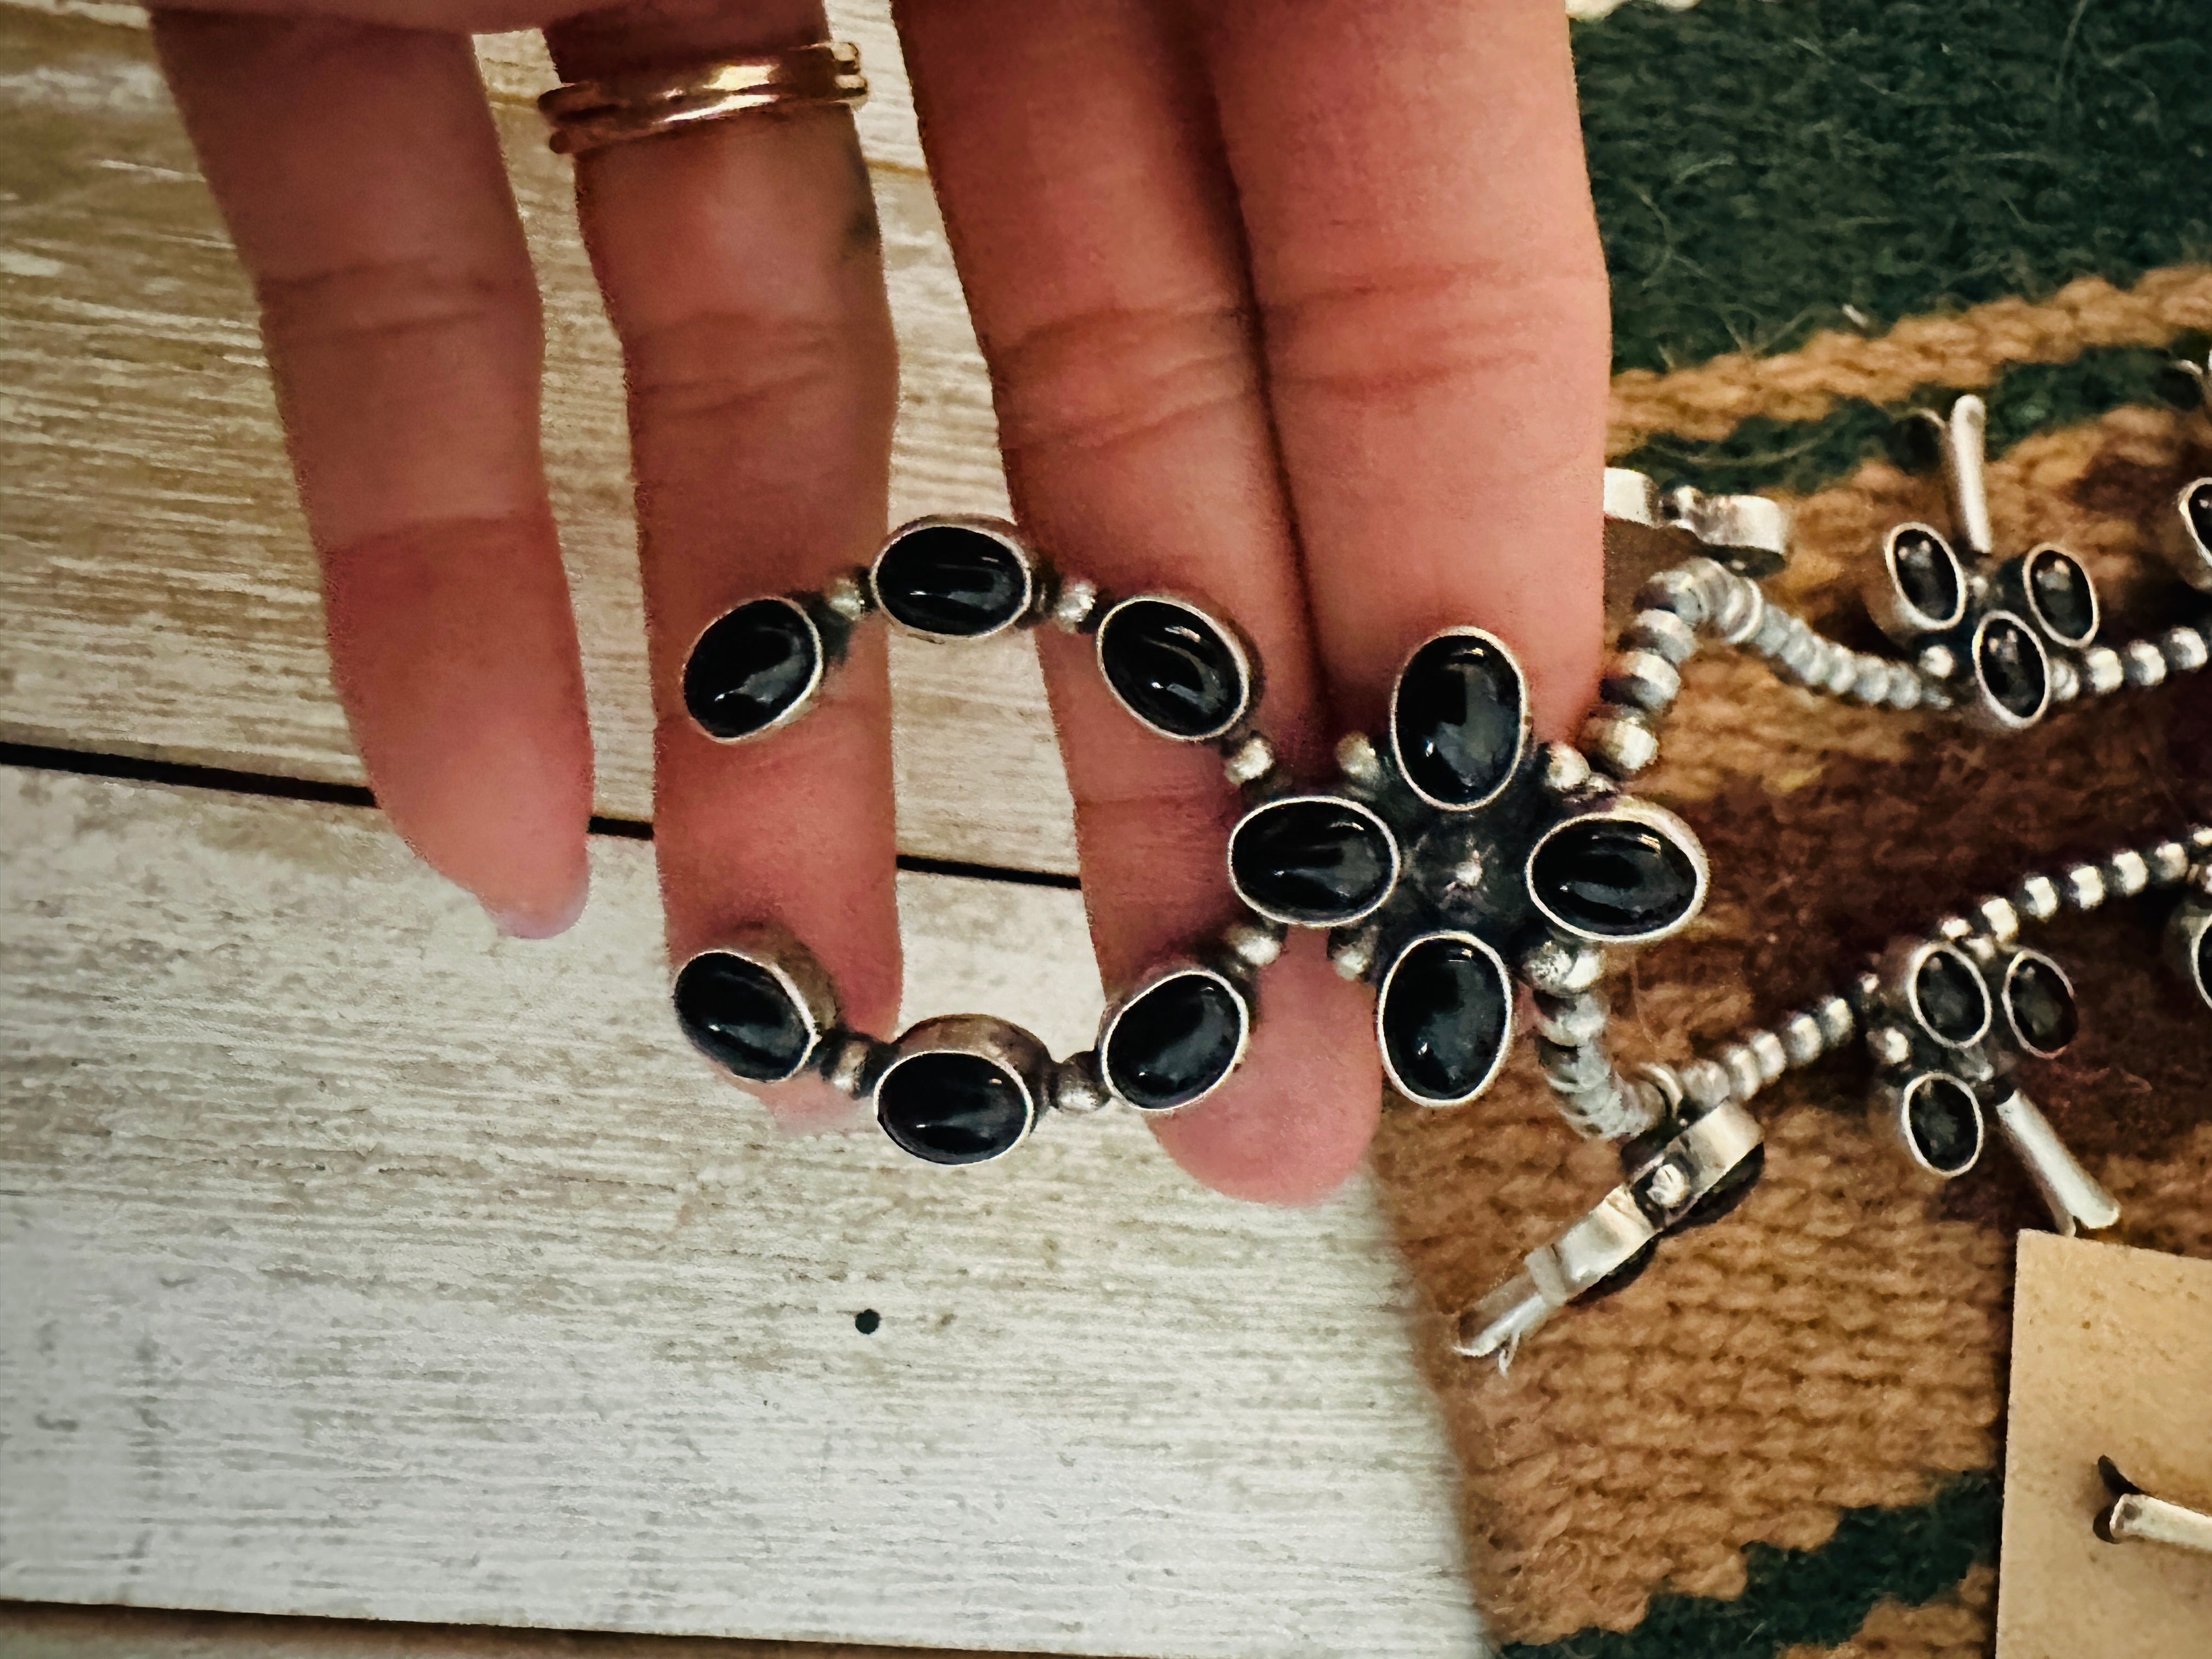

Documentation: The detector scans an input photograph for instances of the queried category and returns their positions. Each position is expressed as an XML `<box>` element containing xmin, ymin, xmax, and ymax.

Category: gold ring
<box><xmin>539</xmin><ymin>42</ymin><xmax>867</xmax><ymax>157</ymax></box>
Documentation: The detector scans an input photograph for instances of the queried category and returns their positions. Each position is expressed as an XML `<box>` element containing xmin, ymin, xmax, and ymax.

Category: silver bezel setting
<box><xmin>1870</xmin><ymin>522</ymin><xmax>1968</xmax><ymax>638</ymax></box>
<box><xmin>1876</xmin><ymin>1072</ymin><xmax>1987</xmax><ymax>1179</ymax></box>
<box><xmin>1891</xmin><ymin>939</ymin><xmax>1994</xmax><ymax>1051</ymax></box>
<box><xmin>679</xmin><ymin>594</ymin><xmax>828</xmax><ymax>746</ymax></box>
<box><xmin>867</xmin><ymin>514</ymin><xmax>1039</xmax><ymax>643</ymax></box>
<box><xmin>670</xmin><ymin>925</ymin><xmax>840</xmax><ymax>1085</ymax></box>
<box><xmin>870</xmin><ymin>1013</ymin><xmax>1050</xmax><ymax>1166</ymax></box>
<box><xmin>2018</xmin><ymin>544</ymin><xmax>2100</xmax><ymax>647</ymax></box>
<box><xmin>1966</xmin><ymin>608</ymin><xmax>2052</xmax><ymax>732</ymax></box>
<box><xmin>1523</xmin><ymin>799</ymin><xmax>1711</xmax><ymax>947</ymax></box>
<box><xmin>2166</xmin><ymin>901</ymin><xmax>2211</xmax><ymax>1009</ymax></box>
<box><xmin>1096</xmin><ymin>962</ymin><xmax>1254</xmax><ymax>1114</ymax></box>
<box><xmin>1093</xmin><ymin>592</ymin><xmax>1258</xmax><ymax>743</ymax></box>
<box><xmin>2156</xmin><ymin>477</ymin><xmax>2212</xmax><ymax>593</ymax></box>
<box><xmin>1227</xmin><ymin>792</ymin><xmax>1403</xmax><ymax>929</ymax></box>
<box><xmin>1388</xmin><ymin>625</ymin><xmax>1532</xmax><ymax>813</ymax></box>
<box><xmin>1374</xmin><ymin>929</ymin><xmax>1515</xmax><ymax>1107</ymax></box>
<box><xmin>1999</xmin><ymin>947</ymin><xmax>2077</xmax><ymax>1060</ymax></box>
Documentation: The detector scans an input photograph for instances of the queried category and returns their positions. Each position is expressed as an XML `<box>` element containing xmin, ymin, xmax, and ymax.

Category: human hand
<box><xmin>149</xmin><ymin>0</ymin><xmax>1608</xmax><ymax>1202</ymax></box>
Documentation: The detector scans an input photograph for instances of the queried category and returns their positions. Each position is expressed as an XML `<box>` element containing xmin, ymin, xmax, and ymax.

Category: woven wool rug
<box><xmin>1370</xmin><ymin>3</ymin><xmax>2212</xmax><ymax>1655</ymax></box>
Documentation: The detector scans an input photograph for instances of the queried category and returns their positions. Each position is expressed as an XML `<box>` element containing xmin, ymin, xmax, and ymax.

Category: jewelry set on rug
<box><xmin>542</xmin><ymin>46</ymin><xmax>2212</xmax><ymax>1350</ymax></box>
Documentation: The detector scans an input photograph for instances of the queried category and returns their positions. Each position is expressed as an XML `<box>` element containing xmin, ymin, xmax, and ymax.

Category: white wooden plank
<box><xmin>0</xmin><ymin>2</ymin><xmax>1079</xmax><ymax>874</ymax></box>
<box><xmin>0</xmin><ymin>767</ymin><xmax>1485</xmax><ymax>1657</ymax></box>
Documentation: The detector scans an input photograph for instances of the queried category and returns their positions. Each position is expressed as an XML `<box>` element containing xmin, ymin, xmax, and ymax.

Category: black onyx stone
<box><xmin>673</xmin><ymin>953</ymin><xmax>812</xmax><ymax>1081</ymax></box>
<box><xmin>1892</xmin><ymin>528</ymin><xmax>1962</xmax><ymax>623</ymax></box>
<box><xmin>2027</xmin><ymin>549</ymin><xmax>2096</xmax><ymax>644</ymax></box>
<box><xmin>1976</xmin><ymin>613</ymin><xmax>2048</xmax><ymax>721</ymax></box>
<box><xmin>1906</xmin><ymin>1076</ymin><xmax>1982</xmax><ymax>1175</ymax></box>
<box><xmin>1379</xmin><ymin>935</ymin><xmax>1511</xmax><ymax>1103</ymax></box>
<box><xmin>1104</xmin><ymin>973</ymin><xmax>1245</xmax><ymax>1111</ymax></box>
<box><xmin>1529</xmin><ymin>817</ymin><xmax>1700</xmax><ymax>940</ymax></box>
<box><xmin>1230</xmin><ymin>799</ymin><xmax>1397</xmax><ymax>925</ymax></box>
<box><xmin>2191</xmin><ymin>482</ymin><xmax>2212</xmax><ymax>548</ymax></box>
<box><xmin>1913</xmin><ymin>948</ymin><xmax>1990</xmax><ymax>1045</ymax></box>
<box><xmin>2006</xmin><ymin>957</ymin><xmax>2078</xmax><ymax>1055</ymax></box>
<box><xmin>1099</xmin><ymin>599</ymin><xmax>1246</xmax><ymax>738</ymax></box>
<box><xmin>875</xmin><ymin>524</ymin><xmax>1029</xmax><ymax>636</ymax></box>
<box><xmin>877</xmin><ymin>1052</ymin><xmax>1031</xmax><ymax>1165</ymax></box>
<box><xmin>1392</xmin><ymin>633</ymin><xmax>1527</xmax><ymax>807</ymax></box>
<box><xmin>683</xmin><ymin>599</ymin><xmax>819</xmax><ymax>740</ymax></box>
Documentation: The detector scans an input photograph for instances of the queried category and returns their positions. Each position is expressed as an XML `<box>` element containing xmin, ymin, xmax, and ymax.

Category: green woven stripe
<box><xmin>1577</xmin><ymin>0</ymin><xmax>2212</xmax><ymax>376</ymax></box>
<box><xmin>1612</xmin><ymin>344</ymin><xmax>2182</xmax><ymax>496</ymax></box>
<box><xmin>1500</xmin><ymin>1471</ymin><xmax>1999</xmax><ymax>1659</ymax></box>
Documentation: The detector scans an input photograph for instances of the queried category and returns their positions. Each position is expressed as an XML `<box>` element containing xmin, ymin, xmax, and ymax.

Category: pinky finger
<box><xmin>153</xmin><ymin>12</ymin><xmax>593</xmax><ymax>935</ymax></box>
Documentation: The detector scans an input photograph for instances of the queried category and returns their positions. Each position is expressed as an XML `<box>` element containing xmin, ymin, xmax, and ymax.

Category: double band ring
<box><xmin>539</xmin><ymin>41</ymin><xmax>868</xmax><ymax>156</ymax></box>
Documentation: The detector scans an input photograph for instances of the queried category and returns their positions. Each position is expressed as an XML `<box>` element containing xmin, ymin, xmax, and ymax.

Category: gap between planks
<box><xmin>0</xmin><ymin>766</ymin><xmax>1487</xmax><ymax>1657</ymax></box>
<box><xmin>0</xmin><ymin>1601</ymin><xmax>1079</xmax><ymax>1659</ymax></box>
<box><xmin>0</xmin><ymin>0</ymin><xmax>1081</xmax><ymax>876</ymax></box>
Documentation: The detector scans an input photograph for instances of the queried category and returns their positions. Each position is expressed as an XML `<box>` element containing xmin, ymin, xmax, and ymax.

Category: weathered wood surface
<box><xmin>0</xmin><ymin>768</ymin><xmax>1486</xmax><ymax>1657</ymax></box>
<box><xmin>0</xmin><ymin>1600</ymin><xmax>1037</xmax><ymax>1659</ymax></box>
<box><xmin>0</xmin><ymin>1</ymin><xmax>1081</xmax><ymax>873</ymax></box>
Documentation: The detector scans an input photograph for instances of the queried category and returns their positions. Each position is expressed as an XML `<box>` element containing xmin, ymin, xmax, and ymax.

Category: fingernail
<box><xmin>486</xmin><ymin>874</ymin><xmax>589</xmax><ymax>940</ymax></box>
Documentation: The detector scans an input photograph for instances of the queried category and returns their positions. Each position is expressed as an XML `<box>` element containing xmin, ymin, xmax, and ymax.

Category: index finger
<box><xmin>1195</xmin><ymin>0</ymin><xmax>1610</xmax><ymax>732</ymax></box>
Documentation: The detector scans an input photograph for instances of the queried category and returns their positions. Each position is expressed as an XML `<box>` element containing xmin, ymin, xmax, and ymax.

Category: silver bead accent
<box><xmin>1822</xmin><ymin>647</ymin><xmax>1862</xmax><ymax>699</ymax></box>
<box><xmin>1850</xmin><ymin>657</ymin><xmax>1892</xmax><ymax>704</ymax></box>
<box><xmin>1635</xmin><ymin>567</ymin><xmax>1711</xmax><ymax>629</ymax></box>
<box><xmin>1046</xmin><ymin>1051</ymin><xmax>1112</xmax><ymax>1116</ymax></box>
<box><xmin>820</xmin><ymin>1028</ymin><xmax>887</xmax><ymax>1098</ymax></box>
<box><xmin>1335</xmin><ymin>731</ymin><xmax>1384</xmax><ymax>792</ymax></box>
<box><xmin>1780</xmin><ymin>1011</ymin><xmax>1826</xmax><ymax>1068</ymax></box>
<box><xmin>1329</xmin><ymin>923</ymin><xmax>1381</xmax><ymax>981</ymax></box>
<box><xmin>1048</xmin><ymin>577</ymin><xmax>1101</xmax><ymax>633</ymax></box>
<box><xmin>1867</xmin><ymin>1025</ymin><xmax>1914</xmax><ymax>1068</ymax></box>
<box><xmin>1814</xmin><ymin>994</ymin><xmax>1856</xmax><ymax>1048</ymax></box>
<box><xmin>1602</xmin><ymin>650</ymin><xmax>1682</xmax><ymax>713</ymax></box>
<box><xmin>1534</xmin><ymin>989</ymin><xmax>1610</xmax><ymax>1046</ymax></box>
<box><xmin>1708</xmin><ymin>571</ymin><xmax>1765</xmax><ymax>646</ymax></box>
<box><xmin>1918</xmin><ymin>642</ymin><xmax>1959</xmax><ymax>681</ymax></box>
<box><xmin>821</xmin><ymin>568</ymin><xmax>873</xmax><ymax>622</ymax></box>
<box><xmin>1678</xmin><ymin>1058</ymin><xmax>1735</xmax><ymax>1110</ymax></box>
<box><xmin>2013</xmin><ymin>873</ymin><xmax>2062</xmax><ymax>922</ymax></box>
<box><xmin>1886</xmin><ymin>664</ymin><xmax>1927</xmax><ymax>711</ymax></box>
<box><xmin>1537</xmin><ymin>1036</ymin><xmax>1613</xmax><ymax>1093</ymax></box>
<box><xmin>1541</xmin><ymin>741</ymin><xmax>1593</xmax><ymax>795</ymax></box>
<box><xmin>2160</xmin><ymin>624</ymin><xmax>2209</xmax><ymax>674</ymax></box>
<box><xmin>1522</xmin><ymin>936</ymin><xmax>1607</xmax><ymax>995</ymax></box>
<box><xmin>1221</xmin><ymin>731</ymin><xmax>1276</xmax><ymax>788</ymax></box>
<box><xmin>2122</xmin><ymin>639</ymin><xmax>2169</xmax><ymax>689</ymax></box>
<box><xmin>2147</xmin><ymin>840</ymin><xmax>2191</xmax><ymax>886</ymax></box>
<box><xmin>1717</xmin><ymin>1042</ymin><xmax>1765</xmax><ymax>1102</ymax></box>
<box><xmin>2104</xmin><ymin>849</ymin><xmax>2149</xmax><ymax>898</ymax></box>
<box><xmin>2048</xmin><ymin>656</ymin><xmax>2081</xmax><ymax>703</ymax></box>
<box><xmin>1972</xmin><ymin>895</ymin><xmax>2022</xmax><ymax>941</ymax></box>
<box><xmin>2062</xmin><ymin>864</ymin><xmax>2107</xmax><ymax>911</ymax></box>
<box><xmin>1643</xmin><ymin>1163</ymin><xmax>1691</xmax><ymax>1209</ymax></box>
<box><xmin>1624</xmin><ymin>608</ymin><xmax>1699</xmax><ymax>665</ymax></box>
<box><xmin>2080</xmin><ymin>645</ymin><xmax>2125</xmax><ymax>696</ymax></box>
<box><xmin>1935</xmin><ymin>914</ymin><xmax>1976</xmax><ymax>943</ymax></box>
<box><xmin>1218</xmin><ymin>917</ymin><xmax>1286</xmax><ymax>973</ymax></box>
<box><xmin>1748</xmin><ymin>1028</ymin><xmax>1789</xmax><ymax>1084</ymax></box>
<box><xmin>1583</xmin><ymin>711</ymin><xmax>1660</xmax><ymax>777</ymax></box>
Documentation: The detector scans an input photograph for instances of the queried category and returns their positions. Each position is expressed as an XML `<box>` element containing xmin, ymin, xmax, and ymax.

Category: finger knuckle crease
<box><xmin>256</xmin><ymin>256</ymin><xmax>538</xmax><ymax>354</ymax></box>
<box><xmin>989</xmin><ymin>297</ymin><xmax>1259</xmax><ymax>460</ymax></box>
<box><xmin>624</xmin><ymin>311</ymin><xmax>855</xmax><ymax>426</ymax></box>
<box><xmin>1262</xmin><ymin>259</ymin><xmax>1606</xmax><ymax>402</ymax></box>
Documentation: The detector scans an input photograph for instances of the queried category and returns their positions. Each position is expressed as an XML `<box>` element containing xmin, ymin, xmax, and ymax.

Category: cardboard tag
<box><xmin>1996</xmin><ymin>1232</ymin><xmax>2212</xmax><ymax>1657</ymax></box>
